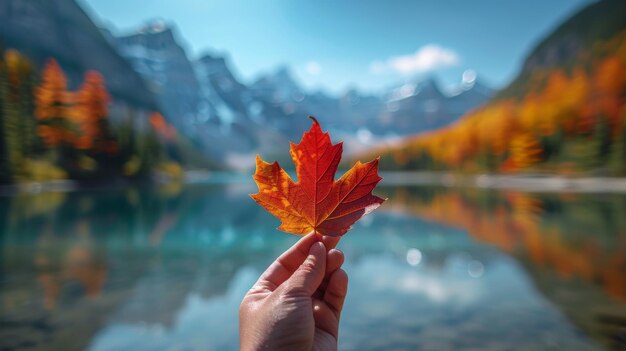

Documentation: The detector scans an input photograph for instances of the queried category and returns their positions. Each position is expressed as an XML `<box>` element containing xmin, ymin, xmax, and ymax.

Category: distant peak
<box><xmin>196</xmin><ymin>54</ymin><xmax>232</xmax><ymax>76</ymax></box>
<box><xmin>418</xmin><ymin>77</ymin><xmax>439</xmax><ymax>88</ymax></box>
<box><xmin>462</xmin><ymin>69</ymin><xmax>477</xmax><ymax>82</ymax></box>
<box><xmin>198</xmin><ymin>53</ymin><xmax>226</xmax><ymax>64</ymax></box>
<box><xmin>138</xmin><ymin>19</ymin><xmax>171</xmax><ymax>34</ymax></box>
<box><xmin>273</xmin><ymin>66</ymin><xmax>294</xmax><ymax>79</ymax></box>
<box><xmin>254</xmin><ymin>66</ymin><xmax>298</xmax><ymax>87</ymax></box>
<box><xmin>448</xmin><ymin>71</ymin><xmax>494</xmax><ymax>97</ymax></box>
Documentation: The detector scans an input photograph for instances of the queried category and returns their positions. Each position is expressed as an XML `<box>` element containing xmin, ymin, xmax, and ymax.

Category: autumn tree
<box><xmin>73</xmin><ymin>70</ymin><xmax>115</xmax><ymax>152</ymax></box>
<box><xmin>593</xmin><ymin>55</ymin><xmax>625</xmax><ymax>130</ymax></box>
<box><xmin>35</xmin><ymin>59</ymin><xmax>74</xmax><ymax>148</ymax></box>
<box><xmin>149</xmin><ymin>112</ymin><xmax>176</xmax><ymax>141</ymax></box>
<box><xmin>507</xmin><ymin>133</ymin><xmax>543</xmax><ymax>171</ymax></box>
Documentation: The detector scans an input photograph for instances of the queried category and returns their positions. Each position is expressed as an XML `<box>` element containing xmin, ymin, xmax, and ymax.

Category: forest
<box><xmin>375</xmin><ymin>30</ymin><xmax>626</xmax><ymax>175</ymax></box>
<box><xmin>0</xmin><ymin>49</ymin><xmax>182</xmax><ymax>184</ymax></box>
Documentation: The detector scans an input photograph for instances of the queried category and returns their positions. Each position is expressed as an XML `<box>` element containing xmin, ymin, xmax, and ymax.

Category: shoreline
<box><xmin>2</xmin><ymin>171</ymin><xmax>626</xmax><ymax>196</ymax></box>
<box><xmin>0</xmin><ymin>177</ymin><xmax>150</xmax><ymax>197</ymax></box>
<box><xmin>380</xmin><ymin>172</ymin><xmax>626</xmax><ymax>193</ymax></box>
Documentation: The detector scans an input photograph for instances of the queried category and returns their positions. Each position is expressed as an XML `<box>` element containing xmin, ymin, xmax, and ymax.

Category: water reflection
<box><xmin>379</xmin><ymin>186</ymin><xmax>626</xmax><ymax>349</ymax></box>
<box><xmin>0</xmin><ymin>183</ymin><xmax>624</xmax><ymax>350</ymax></box>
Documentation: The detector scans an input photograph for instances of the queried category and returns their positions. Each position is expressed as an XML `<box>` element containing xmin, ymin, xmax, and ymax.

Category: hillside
<box><xmin>0</xmin><ymin>0</ymin><xmax>157</xmax><ymax>109</ymax></box>
<box><xmin>374</xmin><ymin>0</ymin><xmax>626</xmax><ymax>175</ymax></box>
<box><xmin>0</xmin><ymin>0</ymin><xmax>496</xmax><ymax>177</ymax></box>
<box><xmin>498</xmin><ymin>0</ymin><xmax>626</xmax><ymax>99</ymax></box>
<box><xmin>0</xmin><ymin>1</ymin><xmax>212</xmax><ymax>183</ymax></box>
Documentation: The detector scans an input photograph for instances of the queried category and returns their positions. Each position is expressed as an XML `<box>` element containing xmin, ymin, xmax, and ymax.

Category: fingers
<box><xmin>313</xmin><ymin>248</ymin><xmax>344</xmax><ymax>299</ymax></box>
<box><xmin>312</xmin><ymin>268</ymin><xmax>348</xmax><ymax>340</ymax></box>
<box><xmin>321</xmin><ymin>235</ymin><xmax>340</xmax><ymax>250</ymax></box>
<box><xmin>250</xmin><ymin>233</ymin><xmax>343</xmax><ymax>295</ymax></box>
<box><xmin>312</xmin><ymin>299</ymin><xmax>339</xmax><ymax>339</ymax></box>
<box><xmin>323</xmin><ymin>269</ymin><xmax>348</xmax><ymax>318</ymax></box>
<box><xmin>284</xmin><ymin>241</ymin><xmax>326</xmax><ymax>296</ymax></box>
<box><xmin>278</xmin><ymin>232</ymin><xmax>320</xmax><ymax>272</ymax></box>
<box><xmin>326</xmin><ymin>249</ymin><xmax>344</xmax><ymax>277</ymax></box>
<box><xmin>252</xmin><ymin>233</ymin><xmax>319</xmax><ymax>291</ymax></box>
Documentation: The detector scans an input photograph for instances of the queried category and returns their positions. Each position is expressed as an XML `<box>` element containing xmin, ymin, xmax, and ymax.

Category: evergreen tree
<box><xmin>0</xmin><ymin>50</ymin><xmax>38</xmax><ymax>181</ymax></box>
<box><xmin>0</xmin><ymin>53</ymin><xmax>8</xmax><ymax>181</ymax></box>
<box><xmin>608</xmin><ymin>109</ymin><xmax>626</xmax><ymax>175</ymax></box>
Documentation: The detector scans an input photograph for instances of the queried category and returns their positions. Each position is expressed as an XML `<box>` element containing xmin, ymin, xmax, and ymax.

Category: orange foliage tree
<box><xmin>73</xmin><ymin>71</ymin><xmax>114</xmax><ymax>152</ymax></box>
<box><xmin>375</xmin><ymin>29</ymin><xmax>626</xmax><ymax>174</ymax></box>
<box><xmin>149</xmin><ymin>112</ymin><xmax>177</xmax><ymax>141</ymax></box>
<box><xmin>505</xmin><ymin>133</ymin><xmax>543</xmax><ymax>171</ymax></box>
<box><xmin>35</xmin><ymin>59</ymin><xmax>74</xmax><ymax>147</ymax></box>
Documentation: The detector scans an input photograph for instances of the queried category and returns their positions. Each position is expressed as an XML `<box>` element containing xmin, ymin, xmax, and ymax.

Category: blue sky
<box><xmin>80</xmin><ymin>0</ymin><xmax>592</xmax><ymax>94</ymax></box>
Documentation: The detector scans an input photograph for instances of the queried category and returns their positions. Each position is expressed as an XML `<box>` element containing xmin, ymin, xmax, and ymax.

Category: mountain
<box><xmin>195</xmin><ymin>54</ymin><xmax>247</xmax><ymax>126</ymax></box>
<box><xmin>383</xmin><ymin>78</ymin><xmax>452</xmax><ymax>134</ymax></box>
<box><xmin>498</xmin><ymin>0</ymin><xmax>626</xmax><ymax>99</ymax></box>
<box><xmin>193</xmin><ymin>53</ymin><xmax>290</xmax><ymax>166</ymax></box>
<box><xmin>0</xmin><ymin>0</ymin><xmax>496</xmax><ymax>170</ymax></box>
<box><xmin>374</xmin><ymin>0</ymin><xmax>626</xmax><ymax>174</ymax></box>
<box><xmin>111</xmin><ymin>21</ymin><xmax>201</xmax><ymax>129</ymax></box>
<box><xmin>250</xmin><ymin>67</ymin><xmax>305</xmax><ymax>104</ymax></box>
<box><xmin>250</xmin><ymin>69</ymin><xmax>494</xmax><ymax>137</ymax></box>
<box><xmin>0</xmin><ymin>0</ymin><xmax>157</xmax><ymax>110</ymax></box>
<box><xmin>93</xmin><ymin>13</ymin><xmax>493</xmax><ymax>165</ymax></box>
<box><xmin>388</xmin><ymin>77</ymin><xmax>495</xmax><ymax>133</ymax></box>
<box><xmin>447</xmin><ymin>78</ymin><xmax>495</xmax><ymax>117</ymax></box>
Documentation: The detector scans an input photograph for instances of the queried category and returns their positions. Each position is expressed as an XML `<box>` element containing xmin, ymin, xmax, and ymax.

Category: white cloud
<box><xmin>370</xmin><ymin>44</ymin><xmax>460</xmax><ymax>75</ymax></box>
<box><xmin>304</xmin><ymin>61</ymin><xmax>322</xmax><ymax>76</ymax></box>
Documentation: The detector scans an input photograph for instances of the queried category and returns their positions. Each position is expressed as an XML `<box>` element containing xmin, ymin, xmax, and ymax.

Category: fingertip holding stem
<box><xmin>315</xmin><ymin>231</ymin><xmax>323</xmax><ymax>242</ymax></box>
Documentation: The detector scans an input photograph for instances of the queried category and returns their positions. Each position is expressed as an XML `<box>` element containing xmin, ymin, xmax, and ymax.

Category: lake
<box><xmin>0</xmin><ymin>179</ymin><xmax>625</xmax><ymax>350</ymax></box>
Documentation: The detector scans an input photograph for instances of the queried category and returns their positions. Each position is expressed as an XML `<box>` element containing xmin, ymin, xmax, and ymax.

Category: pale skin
<box><xmin>239</xmin><ymin>233</ymin><xmax>348</xmax><ymax>351</ymax></box>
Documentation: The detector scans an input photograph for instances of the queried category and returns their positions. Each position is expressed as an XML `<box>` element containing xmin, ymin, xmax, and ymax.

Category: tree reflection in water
<box><xmin>0</xmin><ymin>183</ymin><xmax>624</xmax><ymax>350</ymax></box>
<box><xmin>381</xmin><ymin>185</ymin><xmax>626</xmax><ymax>349</ymax></box>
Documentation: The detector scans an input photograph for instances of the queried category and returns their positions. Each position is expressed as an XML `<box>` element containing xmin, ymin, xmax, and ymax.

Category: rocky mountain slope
<box><xmin>0</xmin><ymin>0</ymin><xmax>494</xmax><ymax>169</ymax></box>
<box><xmin>0</xmin><ymin>0</ymin><xmax>157</xmax><ymax>110</ymax></box>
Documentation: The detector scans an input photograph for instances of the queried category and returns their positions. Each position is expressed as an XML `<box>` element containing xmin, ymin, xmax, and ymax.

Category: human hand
<box><xmin>239</xmin><ymin>233</ymin><xmax>348</xmax><ymax>351</ymax></box>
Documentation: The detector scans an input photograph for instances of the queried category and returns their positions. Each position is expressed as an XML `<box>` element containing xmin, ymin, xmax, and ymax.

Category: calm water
<box><xmin>0</xmin><ymin>180</ymin><xmax>625</xmax><ymax>350</ymax></box>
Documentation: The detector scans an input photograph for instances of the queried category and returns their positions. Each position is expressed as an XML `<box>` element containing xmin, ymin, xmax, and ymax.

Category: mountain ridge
<box><xmin>374</xmin><ymin>0</ymin><xmax>626</xmax><ymax>174</ymax></box>
<box><xmin>0</xmin><ymin>0</ymin><xmax>157</xmax><ymax>110</ymax></box>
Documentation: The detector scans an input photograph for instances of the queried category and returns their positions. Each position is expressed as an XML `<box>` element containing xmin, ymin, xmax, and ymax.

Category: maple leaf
<box><xmin>251</xmin><ymin>116</ymin><xmax>386</xmax><ymax>237</ymax></box>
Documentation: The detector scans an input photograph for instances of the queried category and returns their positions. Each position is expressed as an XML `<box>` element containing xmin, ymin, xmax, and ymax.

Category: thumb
<box><xmin>284</xmin><ymin>241</ymin><xmax>326</xmax><ymax>296</ymax></box>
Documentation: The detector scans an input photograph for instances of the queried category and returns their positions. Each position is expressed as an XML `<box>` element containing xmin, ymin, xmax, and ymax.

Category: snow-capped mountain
<box><xmin>0</xmin><ymin>0</ymin><xmax>495</xmax><ymax>169</ymax></box>
<box><xmin>195</xmin><ymin>54</ymin><xmax>252</xmax><ymax>125</ymax></box>
<box><xmin>193</xmin><ymin>53</ymin><xmax>291</xmax><ymax>167</ymax></box>
<box><xmin>111</xmin><ymin>21</ymin><xmax>201</xmax><ymax>130</ymax></box>
<box><xmin>104</xmin><ymin>20</ymin><xmax>494</xmax><ymax>164</ymax></box>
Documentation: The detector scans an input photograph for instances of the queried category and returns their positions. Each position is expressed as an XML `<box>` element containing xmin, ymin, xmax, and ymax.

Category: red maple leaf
<box><xmin>251</xmin><ymin>116</ymin><xmax>385</xmax><ymax>236</ymax></box>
